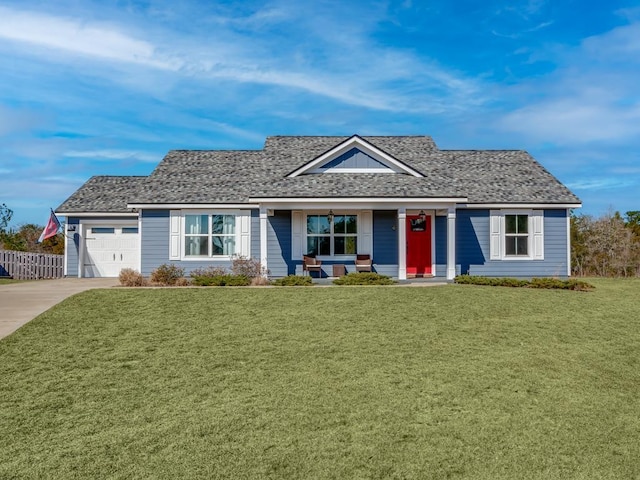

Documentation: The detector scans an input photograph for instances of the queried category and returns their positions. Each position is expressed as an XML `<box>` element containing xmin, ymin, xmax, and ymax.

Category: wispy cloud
<box><xmin>0</xmin><ymin>5</ymin><xmax>483</xmax><ymax>113</ymax></box>
<box><xmin>566</xmin><ymin>177</ymin><xmax>637</xmax><ymax>191</ymax></box>
<box><xmin>0</xmin><ymin>7</ymin><xmax>169</xmax><ymax>66</ymax></box>
<box><xmin>64</xmin><ymin>150</ymin><xmax>160</xmax><ymax>163</ymax></box>
<box><xmin>496</xmin><ymin>20</ymin><xmax>640</xmax><ymax>145</ymax></box>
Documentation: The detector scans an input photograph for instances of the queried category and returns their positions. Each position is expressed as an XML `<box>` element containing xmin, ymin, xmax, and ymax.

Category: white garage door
<box><xmin>84</xmin><ymin>224</ymin><xmax>140</xmax><ymax>277</ymax></box>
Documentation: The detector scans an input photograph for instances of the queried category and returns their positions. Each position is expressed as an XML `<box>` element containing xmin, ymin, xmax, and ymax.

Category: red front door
<box><xmin>406</xmin><ymin>215</ymin><xmax>432</xmax><ymax>276</ymax></box>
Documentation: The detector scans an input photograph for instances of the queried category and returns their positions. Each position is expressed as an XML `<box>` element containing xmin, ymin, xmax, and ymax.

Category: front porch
<box><xmin>258</xmin><ymin>203</ymin><xmax>458</xmax><ymax>280</ymax></box>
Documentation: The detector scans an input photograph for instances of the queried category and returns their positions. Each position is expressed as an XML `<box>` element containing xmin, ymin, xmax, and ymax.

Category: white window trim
<box><xmin>171</xmin><ymin>209</ymin><xmax>251</xmax><ymax>261</ymax></box>
<box><xmin>490</xmin><ymin>209</ymin><xmax>544</xmax><ymax>261</ymax></box>
<box><xmin>291</xmin><ymin>210</ymin><xmax>373</xmax><ymax>261</ymax></box>
<box><xmin>305</xmin><ymin>211</ymin><xmax>359</xmax><ymax>260</ymax></box>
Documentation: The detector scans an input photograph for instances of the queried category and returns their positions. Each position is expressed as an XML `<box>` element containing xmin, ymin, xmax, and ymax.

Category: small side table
<box><xmin>332</xmin><ymin>264</ymin><xmax>346</xmax><ymax>277</ymax></box>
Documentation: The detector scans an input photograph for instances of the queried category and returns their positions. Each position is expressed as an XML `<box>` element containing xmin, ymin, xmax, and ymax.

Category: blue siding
<box><xmin>141</xmin><ymin>209</ymin><xmax>260</xmax><ymax>276</ymax></box>
<box><xmin>320</xmin><ymin>148</ymin><xmax>387</xmax><ymax>170</ymax></box>
<box><xmin>435</xmin><ymin>215</ymin><xmax>447</xmax><ymax>277</ymax></box>
<box><xmin>373</xmin><ymin>210</ymin><xmax>398</xmax><ymax>277</ymax></box>
<box><xmin>135</xmin><ymin>207</ymin><xmax>568</xmax><ymax>279</ymax></box>
<box><xmin>457</xmin><ymin>209</ymin><xmax>569</xmax><ymax>278</ymax></box>
<box><xmin>268</xmin><ymin>211</ymin><xmax>294</xmax><ymax>277</ymax></box>
<box><xmin>456</xmin><ymin>210</ymin><xmax>488</xmax><ymax>275</ymax></box>
<box><xmin>65</xmin><ymin>218</ymin><xmax>81</xmax><ymax>277</ymax></box>
<box><xmin>250</xmin><ymin>210</ymin><xmax>260</xmax><ymax>259</ymax></box>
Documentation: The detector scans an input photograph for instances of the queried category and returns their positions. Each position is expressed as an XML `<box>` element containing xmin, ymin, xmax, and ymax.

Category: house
<box><xmin>56</xmin><ymin>135</ymin><xmax>581</xmax><ymax>280</ymax></box>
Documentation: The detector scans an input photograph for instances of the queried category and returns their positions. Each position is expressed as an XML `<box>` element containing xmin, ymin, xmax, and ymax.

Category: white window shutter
<box><xmin>358</xmin><ymin>210</ymin><xmax>373</xmax><ymax>254</ymax></box>
<box><xmin>489</xmin><ymin>210</ymin><xmax>501</xmax><ymax>260</ymax></box>
<box><xmin>291</xmin><ymin>210</ymin><xmax>303</xmax><ymax>260</ymax></box>
<box><xmin>238</xmin><ymin>211</ymin><xmax>251</xmax><ymax>257</ymax></box>
<box><xmin>169</xmin><ymin>210</ymin><xmax>181</xmax><ymax>260</ymax></box>
<box><xmin>532</xmin><ymin>210</ymin><xmax>544</xmax><ymax>260</ymax></box>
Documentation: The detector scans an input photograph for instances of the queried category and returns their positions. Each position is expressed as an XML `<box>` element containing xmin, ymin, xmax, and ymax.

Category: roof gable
<box><xmin>287</xmin><ymin>135</ymin><xmax>424</xmax><ymax>177</ymax></box>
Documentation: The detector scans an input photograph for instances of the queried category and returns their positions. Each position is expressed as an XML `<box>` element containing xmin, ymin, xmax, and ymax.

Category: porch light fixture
<box><xmin>418</xmin><ymin>210</ymin><xmax>426</xmax><ymax>221</ymax></box>
<box><xmin>328</xmin><ymin>209</ymin><xmax>334</xmax><ymax>223</ymax></box>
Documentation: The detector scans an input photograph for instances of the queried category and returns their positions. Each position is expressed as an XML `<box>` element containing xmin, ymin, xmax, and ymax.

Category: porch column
<box><xmin>398</xmin><ymin>208</ymin><xmax>407</xmax><ymax>280</ymax></box>
<box><xmin>259</xmin><ymin>208</ymin><xmax>268</xmax><ymax>276</ymax></box>
<box><xmin>447</xmin><ymin>207</ymin><xmax>456</xmax><ymax>280</ymax></box>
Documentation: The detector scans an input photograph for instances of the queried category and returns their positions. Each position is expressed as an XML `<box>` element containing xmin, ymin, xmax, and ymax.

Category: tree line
<box><xmin>571</xmin><ymin>210</ymin><xmax>640</xmax><ymax>277</ymax></box>
<box><xmin>0</xmin><ymin>204</ymin><xmax>65</xmax><ymax>255</ymax></box>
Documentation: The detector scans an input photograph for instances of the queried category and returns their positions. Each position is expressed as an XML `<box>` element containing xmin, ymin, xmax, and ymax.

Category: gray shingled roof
<box><xmin>56</xmin><ymin>136</ymin><xmax>580</xmax><ymax>213</ymax></box>
<box><xmin>56</xmin><ymin>176</ymin><xmax>145</xmax><ymax>213</ymax></box>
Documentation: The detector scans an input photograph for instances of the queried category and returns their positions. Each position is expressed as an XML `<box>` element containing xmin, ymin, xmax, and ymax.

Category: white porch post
<box><xmin>398</xmin><ymin>208</ymin><xmax>407</xmax><ymax>280</ymax></box>
<box><xmin>446</xmin><ymin>207</ymin><xmax>456</xmax><ymax>280</ymax></box>
<box><xmin>259</xmin><ymin>208</ymin><xmax>268</xmax><ymax>276</ymax></box>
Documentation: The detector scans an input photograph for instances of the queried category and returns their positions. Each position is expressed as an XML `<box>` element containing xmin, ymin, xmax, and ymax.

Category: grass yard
<box><xmin>1</xmin><ymin>279</ymin><xmax>639</xmax><ymax>479</ymax></box>
<box><xmin>0</xmin><ymin>278</ymin><xmax>22</xmax><ymax>285</ymax></box>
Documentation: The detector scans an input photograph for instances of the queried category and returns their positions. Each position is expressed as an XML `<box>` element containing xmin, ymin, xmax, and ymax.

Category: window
<box><xmin>505</xmin><ymin>214</ymin><xmax>528</xmax><ymax>256</ymax></box>
<box><xmin>306</xmin><ymin>214</ymin><xmax>357</xmax><ymax>256</ymax></box>
<box><xmin>306</xmin><ymin>214</ymin><xmax>330</xmax><ymax>256</ymax></box>
<box><xmin>333</xmin><ymin>215</ymin><xmax>357</xmax><ymax>254</ymax></box>
<box><xmin>490</xmin><ymin>210</ymin><xmax>544</xmax><ymax>261</ymax></box>
<box><xmin>170</xmin><ymin>210</ymin><xmax>250</xmax><ymax>261</ymax></box>
<box><xmin>91</xmin><ymin>227</ymin><xmax>115</xmax><ymax>234</ymax></box>
<box><xmin>184</xmin><ymin>214</ymin><xmax>236</xmax><ymax>257</ymax></box>
<box><xmin>122</xmin><ymin>227</ymin><xmax>138</xmax><ymax>234</ymax></box>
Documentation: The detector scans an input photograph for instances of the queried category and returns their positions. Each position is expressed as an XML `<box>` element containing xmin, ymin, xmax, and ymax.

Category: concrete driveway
<box><xmin>0</xmin><ymin>278</ymin><xmax>118</xmax><ymax>340</ymax></box>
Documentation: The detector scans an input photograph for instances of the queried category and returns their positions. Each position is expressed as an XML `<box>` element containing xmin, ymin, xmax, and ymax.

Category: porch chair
<box><xmin>302</xmin><ymin>255</ymin><xmax>323</xmax><ymax>277</ymax></box>
<box><xmin>354</xmin><ymin>254</ymin><xmax>372</xmax><ymax>273</ymax></box>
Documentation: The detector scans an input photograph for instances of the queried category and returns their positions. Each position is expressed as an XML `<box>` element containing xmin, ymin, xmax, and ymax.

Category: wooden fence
<box><xmin>0</xmin><ymin>249</ymin><xmax>64</xmax><ymax>280</ymax></box>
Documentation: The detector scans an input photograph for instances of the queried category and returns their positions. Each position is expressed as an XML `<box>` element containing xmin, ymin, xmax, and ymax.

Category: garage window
<box><xmin>91</xmin><ymin>227</ymin><xmax>115</xmax><ymax>234</ymax></box>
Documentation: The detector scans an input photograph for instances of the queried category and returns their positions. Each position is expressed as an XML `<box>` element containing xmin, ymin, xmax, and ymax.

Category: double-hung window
<box><xmin>185</xmin><ymin>214</ymin><xmax>236</xmax><ymax>257</ymax></box>
<box><xmin>505</xmin><ymin>214</ymin><xmax>529</xmax><ymax>256</ymax></box>
<box><xmin>490</xmin><ymin>210</ymin><xmax>544</xmax><ymax>260</ymax></box>
<box><xmin>170</xmin><ymin>210</ymin><xmax>251</xmax><ymax>260</ymax></box>
<box><xmin>306</xmin><ymin>213</ymin><xmax>358</xmax><ymax>256</ymax></box>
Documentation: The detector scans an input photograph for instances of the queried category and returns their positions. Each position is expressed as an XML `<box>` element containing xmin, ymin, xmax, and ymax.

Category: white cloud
<box><xmin>0</xmin><ymin>5</ymin><xmax>483</xmax><ymax>114</ymax></box>
<box><xmin>0</xmin><ymin>105</ymin><xmax>50</xmax><ymax>136</ymax></box>
<box><xmin>0</xmin><ymin>7</ymin><xmax>173</xmax><ymax>68</ymax></box>
<box><xmin>566</xmin><ymin>177</ymin><xmax>637</xmax><ymax>191</ymax></box>
<box><xmin>496</xmin><ymin>20</ymin><xmax>640</xmax><ymax>145</ymax></box>
<box><xmin>500</xmin><ymin>99</ymin><xmax>640</xmax><ymax>144</ymax></box>
<box><xmin>64</xmin><ymin>149</ymin><xmax>160</xmax><ymax>163</ymax></box>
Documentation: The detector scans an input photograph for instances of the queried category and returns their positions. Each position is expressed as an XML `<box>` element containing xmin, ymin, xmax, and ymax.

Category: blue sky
<box><xmin>1</xmin><ymin>0</ymin><xmax>639</xmax><ymax>226</ymax></box>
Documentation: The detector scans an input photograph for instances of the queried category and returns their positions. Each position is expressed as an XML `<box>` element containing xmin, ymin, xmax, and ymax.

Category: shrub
<box><xmin>251</xmin><ymin>276</ymin><xmax>272</xmax><ymax>286</ymax></box>
<box><xmin>231</xmin><ymin>256</ymin><xmax>269</xmax><ymax>279</ymax></box>
<box><xmin>454</xmin><ymin>275</ymin><xmax>594</xmax><ymax>291</ymax></box>
<box><xmin>191</xmin><ymin>265</ymin><xmax>228</xmax><ymax>278</ymax></box>
<box><xmin>174</xmin><ymin>277</ymin><xmax>191</xmax><ymax>287</ymax></box>
<box><xmin>333</xmin><ymin>272</ymin><xmax>395</xmax><ymax>285</ymax></box>
<box><xmin>150</xmin><ymin>264</ymin><xmax>185</xmax><ymax>286</ymax></box>
<box><xmin>564</xmin><ymin>279</ymin><xmax>596</xmax><ymax>291</ymax></box>
<box><xmin>118</xmin><ymin>268</ymin><xmax>147</xmax><ymax>287</ymax></box>
<box><xmin>225</xmin><ymin>275</ymin><xmax>251</xmax><ymax>286</ymax></box>
<box><xmin>272</xmin><ymin>275</ymin><xmax>313</xmax><ymax>286</ymax></box>
<box><xmin>191</xmin><ymin>274</ymin><xmax>250</xmax><ymax>286</ymax></box>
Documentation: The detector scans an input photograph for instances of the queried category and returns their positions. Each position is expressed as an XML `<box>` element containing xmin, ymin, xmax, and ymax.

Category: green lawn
<box><xmin>1</xmin><ymin>279</ymin><xmax>639</xmax><ymax>479</ymax></box>
<box><xmin>0</xmin><ymin>278</ymin><xmax>22</xmax><ymax>285</ymax></box>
